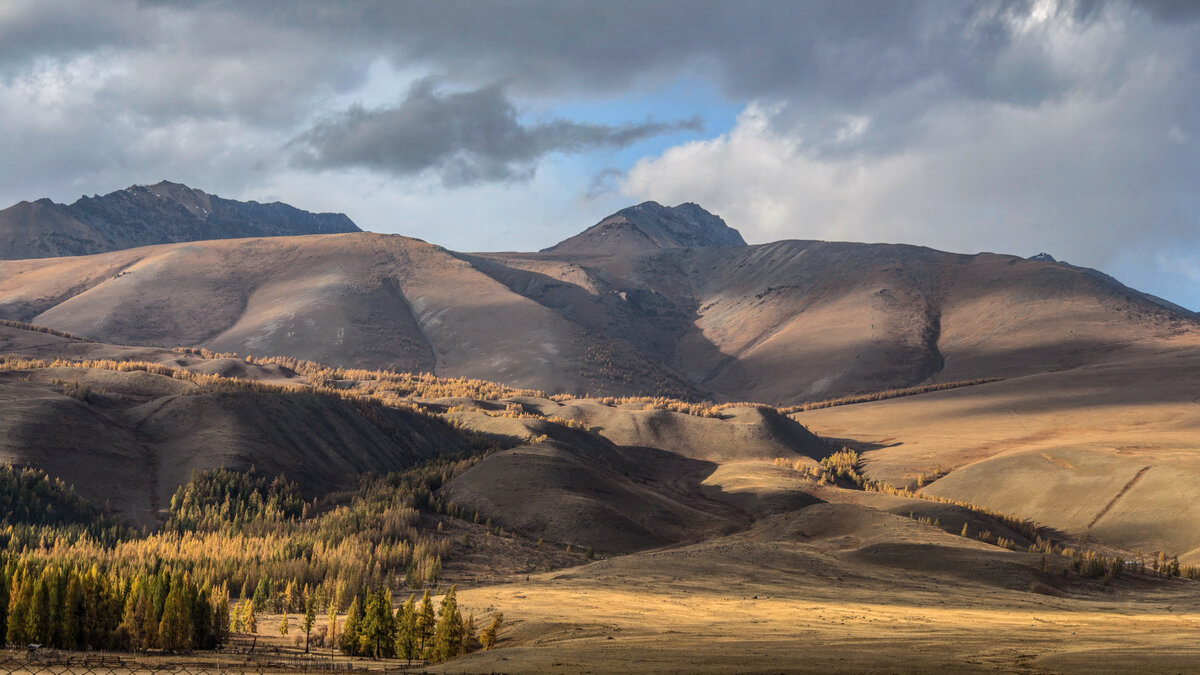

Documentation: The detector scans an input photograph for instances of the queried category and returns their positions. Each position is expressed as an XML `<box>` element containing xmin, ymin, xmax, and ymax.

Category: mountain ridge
<box><xmin>0</xmin><ymin>180</ymin><xmax>360</xmax><ymax>259</ymax></box>
<box><xmin>0</xmin><ymin>183</ymin><xmax>1195</xmax><ymax>404</ymax></box>
<box><xmin>1</xmin><ymin>229</ymin><xmax>1194</xmax><ymax>405</ymax></box>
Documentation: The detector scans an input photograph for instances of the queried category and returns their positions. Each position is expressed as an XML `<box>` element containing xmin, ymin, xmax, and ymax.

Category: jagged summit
<box><xmin>0</xmin><ymin>181</ymin><xmax>360</xmax><ymax>259</ymax></box>
<box><xmin>543</xmin><ymin>201</ymin><xmax>746</xmax><ymax>254</ymax></box>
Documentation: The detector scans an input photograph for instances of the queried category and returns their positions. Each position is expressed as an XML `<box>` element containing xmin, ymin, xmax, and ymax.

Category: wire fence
<box><xmin>0</xmin><ymin>650</ymin><xmax>431</xmax><ymax>674</ymax></box>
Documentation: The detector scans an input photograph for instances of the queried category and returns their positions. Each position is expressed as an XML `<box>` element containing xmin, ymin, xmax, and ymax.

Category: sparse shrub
<box><xmin>61</xmin><ymin>380</ymin><xmax>91</xmax><ymax>402</ymax></box>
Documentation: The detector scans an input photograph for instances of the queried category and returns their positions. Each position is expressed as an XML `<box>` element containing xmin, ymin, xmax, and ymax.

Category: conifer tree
<box><xmin>45</xmin><ymin>567</ymin><xmax>63</xmax><ymax>648</ymax></box>
<box><xmin>27</xmin><ymin>576</ymin><xmax>51</xmax><ymax>644</ymax></box>
<box><xmin>230</xmin><ymin>602</ymin><xmax>244</xmax><ymax>634</ymax></box>
<box><xmin>395</xmin><ymin>594</ymin><xmax>418</xmax><ymax>665</ymax></box>
<box><xmin>285</xmin><ymin>579</ymin><xmax>299</xmax><ymax>613</ymax></box>
<box><xmin>416</xmin><ymin>590</ymin><xmax>435</xmax><ymax>651</ymax></box>
<box><xmin>7</xmin><ymin>577</ymin><xmax>31</xmax><ymax>645</ymax></box>
<box><xmin>280</xmin><ymin>611</ymin><xmax>289</xmax><ymax>635</ymax></box>
<box><xmin>340</xmin><ymin>595</ymin><xmax>364</xmax><ymax>656</ymax></box>
<box><xmin>192</xmin><ymin>584</ymin><xmax>214</xmax><ymax>649</ymax></box>
<box><xmin>461</xmin><ymin>612</ymin><xmax>476</xmax><ymax>655</ymax></box>
<box><xmin>327</xmin><ymin>603</ymin><xmax>338</xmax><ymax>656</ymax></box>
<box><xmin>212</xmin><ymin>587</ymin><xmax>230</xmax><ymax>646</ymax></box>
<box><xmin>123</xmin><ymin>578</ymin><xmax>157</xmax><ymax>649</ymax></box>
<box><xmin>0</xmin><ymin>559</ymin><xmax>10</xmax><ymax>641</ymax></box>
<box><xmin>252</xmin><ymin>577</ymin><xmax>271</xmax><ymax>612</ymax></box>
<box><xmin>480</xmin><ymin>612</ymin><xmax>502</xmax><ymax>650</ymax></box>
<box><xmin>151</xmin><ymin>570</ymin><xmax>170</xmax><ymax>621</ymax></box>
<box><xmin>61</xmin><ymin>572</ymin><xmax>83</xmax><ymax>650</ymax></box>
<box><xmin>432</xmin><ymin>586</ymin><xmax>464</xmax><ymax>662</ymax></box>
<box><xmin>362</xmin><ymin>587</ymin><xmax>395</xmax><ymax>658</ymax></box>
<box><xmin>303</xmin><ymin>594</ymin><xmax>316</xmax><ymax>654</ymax></box>
<box><xmin>158</xmin><ymin>575</ymin><xmax>192</xmax><ymax>650</ymax></box>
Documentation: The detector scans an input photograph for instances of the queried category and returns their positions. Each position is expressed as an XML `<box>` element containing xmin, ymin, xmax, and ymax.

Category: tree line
<box><xmin>0</xmin><ymin>459</ymin><xmax>501</xmax><ymax>630</ymax></box>
<box><xmin>0</xmin><ymin>556</ymin><xmax>230</xmax><ymax>651</ymax></box>
<box><xmin>338</xmin><ymin>584</ymin><xmax>502</xmax><ymax>664</ymax></box>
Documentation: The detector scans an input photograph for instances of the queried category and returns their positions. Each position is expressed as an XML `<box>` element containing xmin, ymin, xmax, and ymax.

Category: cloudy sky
<box><xmin>2</xmin><ymin>0</ymin><xmax>1198</xmax><ymax>308</ymax></box>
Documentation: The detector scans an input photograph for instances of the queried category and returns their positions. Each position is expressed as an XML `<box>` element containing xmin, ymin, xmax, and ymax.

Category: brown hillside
<box><xmin>796</xmin><ymin>335</ymin><xmax>1200</xmax><ymax>561</ymax></box>
<box><xmin>1</xmin><ymin>204</ymin><xmax>1196</xmax><ymax>404</ymax></box>
<box><xmin>0</xmin><ymin>324</ymin><xmax>477</xmax><ymax>524</ymax></box>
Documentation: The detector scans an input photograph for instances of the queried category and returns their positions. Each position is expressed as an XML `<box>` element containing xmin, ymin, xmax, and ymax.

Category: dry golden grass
<box><xmin>797</xmin><ymin>337</ymin><xmax>1200</xmax><ymax>562</ymax></box>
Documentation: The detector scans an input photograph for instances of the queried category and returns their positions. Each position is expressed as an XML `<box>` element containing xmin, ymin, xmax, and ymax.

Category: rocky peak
<box><xmin>544</xmin><ymin>201</ymin><xmax>745</xmax><ymax>254</ymax></box>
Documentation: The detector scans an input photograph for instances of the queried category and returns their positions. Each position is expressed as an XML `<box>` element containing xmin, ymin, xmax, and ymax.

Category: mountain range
<box><xmin>0</xmin><ymin>180</ymin><xmax>360</xmax><ymax>259</ymax></box>
<box><xmin>0</xmin><ymin>182</ymin><xmax>1194</xmax><ymax>405</ymax></box>
<box><xmin>4</xmin><ymin>182</ymin><xmax>1200</xmax><ymax>670</ymax></box>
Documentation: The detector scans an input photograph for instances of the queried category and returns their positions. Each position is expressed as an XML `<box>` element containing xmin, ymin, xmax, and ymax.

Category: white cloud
<box><xmin>622</xmin><ymin>6</ymin><xmax>1200</xmax><ymax>308</ymax></box>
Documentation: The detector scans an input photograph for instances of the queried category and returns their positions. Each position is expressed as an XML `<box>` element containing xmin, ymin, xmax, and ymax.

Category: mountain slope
<box><xmin>0</xmin><ymin>233</ymin><xmax>704</xmax><ymax>397</ymax></box>
<box><xmin>795</xmin><ymin>336</ymin><xmax>1200</xmax><ymax>561</ymax></box>
<box><xmin>477</xmin><ymin>238</ymin><xmax>1200</xmax><ymax>403</ymax></box>
<box><xmin>0</xmin><ymin>180</ymin><xmax>360</xmax><ymax>259</ymax></box>
<box><xmin>0</xmin><ymin>331</ymin><xmax>474</xmax><ymax>525</ymax></box>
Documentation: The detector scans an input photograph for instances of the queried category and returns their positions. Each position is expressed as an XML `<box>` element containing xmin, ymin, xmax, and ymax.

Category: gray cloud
<box><xmin>291</xmin><ymin>79</ymin><xmax>702</xmax><ymax>185</ymax></box>
<box><xmin>586</xmin><ymin>168</ymin><xmax>626</xmax><ymax>199</ymax></box>
<box><xmin>2</xmin><ymin>0</ymin><xmax>1199</xmax><ymax>306</ymax></box>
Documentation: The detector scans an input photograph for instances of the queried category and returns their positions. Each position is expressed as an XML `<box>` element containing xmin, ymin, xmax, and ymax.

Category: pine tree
<box><xmin>211</xmin><ymin>586</ymin><xmax>230</xmax><ymax>647</ymax></box>
<box><xmin>26</xmin><ymin>575</ymin><xmax>51</xmax><ymax>645</ymax></box>
<box><xmin>7</xmin><ymin>576</ymin><xmax>31</xmax><ymax>645</ymax></box>
<box><xmin>252</xmin><ymin>577</ymin><xmax>271</xmax><ymax>612</ymax></box>
<box><xmin>44</xmin><ymin>567</ymin><xmax>63</xmax><ymax>648</ymax></box>
<box><xmin>327</xmin><ymin>603</ymin><xmax>338</xmax><ymax>657</ymax></box>
<box><xmin>283</xmin><ymin>576</ymin><xmax>297</xmax><ymax>612</ymax></box>
<box><xmin>0</xmin><ymin>557</ymin><xmax>9</xmax><ymax>638</ymax></box>
<box><xmin>123</xmin><ymin>578</ymin><xmax>156</xmax><ymax>649</ymax></box>
<box><xmin>432</xmin><ymin>586</ymin><xmax>464</xmax><ymax>662</ymax></box>
<box><xmin>0</xmin><ymin>559</ymin><xmax>10</xmax><ymax>641</ymax></box>
<box><xmin>480</xmin><ymin>612</ymin><xmax>502</xmax><ymax>650</ymax></box>
<box><xmin>340</xmin><ymin>595</ymin><xmax>364</xmax><ymax>656</ymax></box>
<box><xmin>230</xmin><ymin>601</ymin><xmax>244</xmax><ymax>634</ymax></box>
<box><xmin>395</xmin><ymin>594</ymin><xmax>418</xmax><ymax>665</ymax></box>
<box><xmin>461</xmin><ymin>611</ymin><xmax>476</xmax><ymax>655</ymax></box>
<box><xmin>151</xmin><ymin>570</ymin><xmax>170</xmax><ymax>622</ymax></box>
<box><xmin>245</xmin><ymin>603</ymin><xmax>257</xmax><ymax>634</ymax></box>
<box><xmin>60</xmin><ymin>572</ymin><xmax>83</xmax><ymax>650</ymax></box>
<box><xmin>280</xmin><ymin>611</ymin><xmax>290</xmax><ymax>635</ymax></box>
<box><xmin>416</xmin><ymin>590</ymin><xmax>435</xmax><ymax>651</ymax></box>
<box><xmin>362</xmin><ymin>587</ymin><xmax>395</xmax><ymax>658</ymax></box>
<box><xmin>158</xmin><ymin>575</ymin><xmax>192</xmax><ymax>650</ymax></box>
<box><xmin>303</xmin><ymin>594</ymin><xmax>317</xmax><ymax>654</ymax></box>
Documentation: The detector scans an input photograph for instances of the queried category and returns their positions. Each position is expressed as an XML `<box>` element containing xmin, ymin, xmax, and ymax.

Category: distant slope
<box><xmin>0</xmin><ymin>180</ymin><xmax>359</xmax><ymax>259</ymax></box>
<box><xmin>795</xmin><ymin>336</ymin><xmax>1200</xmax><ymax>561</ymax></box>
